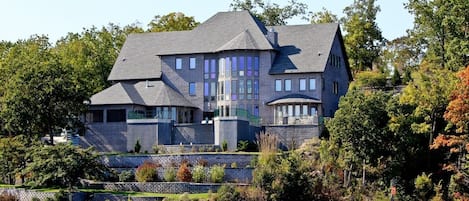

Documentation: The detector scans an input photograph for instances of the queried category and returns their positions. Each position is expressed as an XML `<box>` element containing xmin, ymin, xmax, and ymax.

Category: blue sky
<box><xmin>0</xmin><ymin>0</ymin><xmax>413</xmax><ymax>42</ymax></box>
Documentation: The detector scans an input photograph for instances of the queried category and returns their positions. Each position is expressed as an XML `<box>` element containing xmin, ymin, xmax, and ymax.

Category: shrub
<box><xmin>222</xmin><ymin>140</ymin><xmax>228</xmax><ymax>152</ymax></box>
<box><xmin>135</xmin><ymin>161</ymin><xmax>159</xmax><ymax>182</ymax></box>
<box><xmin>118</xmin><ymin>170</ymin><xmax>134</xmax><ymax>182</ymax></box>
<box><xmin>134</xmin><ymin>140</ymin><xmax>141</xmax><ymax>153</ymax></box>
<box><xmin>192</xmin><ymin>165</ymin><xmax>206</xmax><ymax>183</ymax></box>
<box><xmin>164</xmin><ymin>167</ymin><xmax>176</xmax><ymax>182</ymax></box>
<box><xmin>177</xmin><ymin>163</ymin><xmax>192</xmax><ymax>182</ymax></box>
<box><xmin>197</xmin><ymin>158</ymin><xmax>209</xmax><ymax>167</ymax></box>
<box><xmin>0</xmin><ymin>192</ymin><xmax>17</xmax><ymax>201</ymax></box>
<box><xmin>152</xmin><ymin>144</ymin><xmax>164</xmax><ymax>154</ymax></box>
<box><xmin>237</xmin><ymin>140</ymin><xmax>249</xmax><ymax>152</ymax></box>
<box><xmin>210</xmin><ymin>165</ymin><xmax>225</xmax><ymax>183</ymax></box>
<box><xmin>217</xmin><ymin>185</ymin><xmax>241</xmax><ymax>201</ymax></box>
<box><xmin>230</xmin><ymin>162</ymin><xmax>238</xmax><ymax>168</ymax></box>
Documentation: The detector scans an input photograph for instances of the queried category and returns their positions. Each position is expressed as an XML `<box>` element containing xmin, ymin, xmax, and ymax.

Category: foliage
<box><xmin>148</xmin><ymin>12</ymin><xmax>199</xmax><ymax>32</ymax></box>
<box><xmin>192</xmin><ymin>165</ymin><xmax>206</xmax><ymax>183</ymax></box>
<box><xmin>209</xmin><ymin>165</ymin><xmax>225</xmax><ymax>183</ymax></box>
<box><xmin>400</xmin><ymin>66</ymin><xmax>457</xmax><ymax>145</ymax></box>
<box><xmin>217</xmin><ymin>185</ymin><xmax>242</xmax><ymax>201</ymax></box>
<box><xmin>0</xmin><ymin>36</ymin><xmax>87</xmax><ymax>141</ymax></box>
<box><xmin>0</xmin><ymin>135</ymin><xmax>33</xmax><ymax>184</ymax></box>
<box><xmin>341</xmin><ymin>0</ymin><xmax>384</xmax><ymax>73</ymax></box>
<box><xmin>118</xmin><ymin>170</ymin><xmax>134</xmax><ymax>182</ymax></box>
<box><xmin>405</xmin><ymin>0</ymin><xmax>469</xmax><ymax>70</ymax></box>
<box><xmin>414</xmin><ymin>172</ymin><xmax>434</xmax><ymax>200</ymax></box>
<box><xmin>25</xmin><ymin>143</ymin><xmax>107</xmax><ymax>189</ymax></box>
<box><xmin>135</xmin><ymin>161</ymin><xmax>159</xmax><ymax>182</ymax></box>
<box><xmin>230</xmin><ymin>0</ymin><xmax>308</xmax><ymax>26</ymax></box>
<box><xmin>164</xmin><ymin>167</ymin><xmax>177</xmax><ymax>182</ymax></box>
<box><xmin>0</xmin><ymin>192</ymin><xmax>17</xmax><ymax>201</ymax></box>
<box><xmin>134</xmin><ymin>140</ymin><xmax>141</xmax><ymax>153</ymax></box>
<box><xmin>221</xmin><ymin>140</ymin><xmax>228</xmax><ymax>152</ymax></box>
<box><xmin>391</xmin><ymin>67</ymin><xmax>402</xmax><ymax>86</ymax></box>
<box><xmin>177</xmin><ymin>163</ymin><xmax>192</xmax><ymax>182</ymax></box>
<box><xmin>349</xmin><ymin>71</ymin><xmax>387</xmax><ymax>90</ymax></box>
<box><xmin>237</xmin><ymin>140</ymin><xmax>249</xmax><ymax>152</ymax></box>
<box><xmin>309</xmin><ymin>7</ymin><xmax>338</xmax><ymax>24</ymax></box>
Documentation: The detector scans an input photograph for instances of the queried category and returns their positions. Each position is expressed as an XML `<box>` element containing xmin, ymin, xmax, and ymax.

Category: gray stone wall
<box><xmin>173</xmin><ymin>124</ymin><xmax>214</xmax><ymax>144</ymax></box>
<box><xmin>91</xmin><ymin>182</ymin><xmax>248</xmax><ymax>194</ymax></box>
<box><xmin>265</xmin><ymin>125</ymin><xmax>320</xmax><ymax>150</ymax></box>
<box><xmin>102</xmin><ymin>154</ymin><xmax>256</xmax><ymax>169</ymax></box>
<box><xmin>82</xmin><ymin>122</ymin><xmax>128</xmax><ymax>152</ymax></box>
<box><xmin>0</xmin><ymin>188</ymin><xmax>85</xmax><ymax>201</ymax></box>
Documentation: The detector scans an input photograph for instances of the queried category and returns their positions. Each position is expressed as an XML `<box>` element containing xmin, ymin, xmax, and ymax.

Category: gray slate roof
<box><xmin>269</xmin><ymin>23</ymin><xmax>339</xmax><ymax>74</ymax></box>
<box><xmin>90</xmin><ymin>81</ymin><xmax>195</xmax><ymax>107</ymax></box>
<box><xmin>108</xmin><ymin>11</ymin><xmax>273</xmax><ymax>81</ymax></box>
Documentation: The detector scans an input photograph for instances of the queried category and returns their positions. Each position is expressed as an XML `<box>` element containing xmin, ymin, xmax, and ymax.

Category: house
<box><xmin>82</xmin><ymin>11</ymin><xmax>351</xmax><ymax>152</ymax></box>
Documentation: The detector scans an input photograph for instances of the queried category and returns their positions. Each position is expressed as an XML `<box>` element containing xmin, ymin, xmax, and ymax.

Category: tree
<box><xmin>0</xmin><ymin>135</ymin><xmax>32</xmax><ymax>184</ymax></box>
<box><xmin>0</xmin><ymin>36</ymin><xmax>88</xmax><ymax>142</ymax></box>
<box><xmin>399</xmin><ymin>65</ymin><xmax>457</xmax><ymax>146</ymax></box>
<box><xmin>326</xmin><ymin>89</ymin><xmax>392</xmax><ymax>186</ymax></box>
<box><xmin>349</xmin><ymin>71</ymin><xmax>387</xmax><ymax>90</ymax></box>
<box><xmin>431</xmin><ymin>66</ymin><xmax>469</xmax><ymax>198</ymax></box>
<box><xmin>148</xmin><ymin>12</ymin><xmax>199</xmax><ymax>32</ymax></box>
<box><xmin>309</xmin><ymin>7</ymin><xmax>338</xmax><ymax>24</ymax></box>
<box><xmin>230</xmin><ymin>0</ymin><xmax>308</xmax><ymax>26</ymax></box>
<box><xmin>405</xmin><ymin>0</ymin><xmax>469</xmax><ymax>71</ymax></box>
<box><xmin>341</xmin><ymin>0</ymin><xmax>384</xmax><ymax>73</ymax></box>
<box><xmin>24</xmin><ymin>143</ymin><xmax>106</xmax><ymax>190</ymax></box>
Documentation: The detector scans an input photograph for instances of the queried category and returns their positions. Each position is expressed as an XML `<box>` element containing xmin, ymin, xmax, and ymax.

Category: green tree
<box><xmin>0</xmin><ymin>135</ymin><xmax>33</xmax><ymax>184</ymax></box>
<box><xmin>148</xmin><ymin>12</ymin><xmax>199</xmax><ymax>32</ymax></box>
<box><xmin>309</xmin><ymin>7</ymin><xmax>339</xmax><ymax>24</ymax></box>
<box><xmin>349</xmin><ymin>71</ymin><xmax>387</xmax><ymax>90</ymax></box>
<box><xmin>399</xmin><ymin>65</ymin><xmax>457</xmax><ymax>146</ymax></box>
<box><xmin>0</xmin><ymin>36</ymin><xmax>88</xmax><ymax>142</ymax></box>
<box><xmin>341</xmin><ymin>0</ymin><xmax>385</xmax><ymax>73</ymax></box>
<box><xmin>230</xmin><ymin>0</ymin><xmax>308</xmax><ymax>26</ymax></box>
<box><xmin>326</xmin><ymin>90</ymin><xmax>392</xmax><ymax>186</ymax></box>
<box><xmin>25</xmin><ymin>143</ymin><xmax>106</xmax><ymax>190</ymax></box>
<box><xmin>405</xmin><ymin>0</ymin><xmax>469</xmax><ymax>70</ymax></box>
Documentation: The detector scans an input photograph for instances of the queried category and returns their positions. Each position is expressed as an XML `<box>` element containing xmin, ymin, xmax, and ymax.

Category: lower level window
<box><xmin>189</xmin><ymin>82</ymin><xmax>196</xmax><ymax>96</ymax></box>
<box><xmin>107</xmin><ymin>109</ymin><xmax>126</xmax><ymax>122</ymax></box>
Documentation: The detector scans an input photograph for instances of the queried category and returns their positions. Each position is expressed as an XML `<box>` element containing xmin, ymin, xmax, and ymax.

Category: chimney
<box><xmin>266</xmin><ymin>27</ymin><xmax>278</xmax><ymax>47</ymax></box>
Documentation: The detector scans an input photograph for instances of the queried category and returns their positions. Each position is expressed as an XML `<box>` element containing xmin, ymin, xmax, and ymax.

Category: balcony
<box><xmin>274</xmin><ymin>115</ymin><xmax>321</xmax><ymax>126</ymax></box>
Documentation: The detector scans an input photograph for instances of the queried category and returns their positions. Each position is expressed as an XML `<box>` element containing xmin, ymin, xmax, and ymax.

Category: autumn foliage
<box><xmin>177</xmin><ymin>162</ymin><xmax>192</xmax><ymax>182</ymax></box>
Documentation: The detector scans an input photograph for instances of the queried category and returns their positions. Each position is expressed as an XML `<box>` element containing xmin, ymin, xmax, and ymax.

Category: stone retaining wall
<box><xmin>87</xmin><ymin>182</ymin><xmax>248</xmax><ymax>194</ymax></box>
<box><xmin>102</xmin><ymin>153</ymin><xmax>256</xmax><ymax>168</ymax></box>
<box><xmin>0</xmin><ymin>188</ymin><xmax>86</xmax><ymax>201</ymax></box>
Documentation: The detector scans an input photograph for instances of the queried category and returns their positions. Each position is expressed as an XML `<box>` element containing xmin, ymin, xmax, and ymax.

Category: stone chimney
<box><xmin>266</xmin><ymin>27</ymin><xmax>278</xmax><ymax>47</ymax></box>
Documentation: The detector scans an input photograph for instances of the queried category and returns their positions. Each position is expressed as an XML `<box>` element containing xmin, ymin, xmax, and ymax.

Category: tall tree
<box><xmin>230</xmin><ymin>0</ymin><xmax>308</xmax><ymax>26</ymax></box>
<box><xmin>341</xmin><ymin>0</ymin><xmax>384</xmax><ymax>73</ymax></box>
<box><xmin>309</xmin><ymin>7</ymin><xmax>339</xmax><ymax>24</ymax></box>
<box><xmin>148</xmin><ymin>12</ymin><xmax>199</xmax><ymax>32</ymax></box>
<box><xmin>405</xmin><ymin>0</ymin><xmax>469</xmax><ymax>71</ymax></box>
<box><xmin>0</xmin><ymin>36</ymin><xmax>88</xmax><ymax>142</ymax></box>
<box><xmin>431</xmin><ymin>66</ymin><xmax>469</xmax><ymax>198</ymax></box>
<box><xmin>399</xmin><ymin>64</ymin><xmax>457</xmax><ymax>146</ymax></box>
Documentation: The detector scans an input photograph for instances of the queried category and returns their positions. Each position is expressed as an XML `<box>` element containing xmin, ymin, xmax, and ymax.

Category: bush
<box><xmin>118</xmin><ymin>170</ymin><xmax>134</xmax><ymax>182</ymax></box>
<box><xmin>197</xmin><ymin>158</ymin><xmax>208</xmax><ymax>167</ymax></box>
<box><xmin>192</xmin><ymin>165</ymin><xmax>206</xmax><ymax>183</ymax></box>
<box><xmin>0</xmin><ymin>192</ymin><xmax>18</xmax><ymax>201</ymax></box>
<box><xmin>164</xmin><ymin>167</ymin><xmax>176</xmax><ymax>182</ymax></box>
<box><xmin>135</xmin><ymin>161</ymin><xmax>159</xmax><ymax>182</ymax></box>
<box><xmin>177</xmin><ymin>163</ymin><xmax>192</xmax><ymax>182</ymax></box>
<box><xmin>222</xmin><ymin>140</ymin><xmax>228</xmax><ymax>152</ymax></box>
<box><xmin>210</xmin><ymin>165</ymin><xmax>225</xmax><ymax>183</ymax></box>
<box><xmin>153</xmin><ymin>145</ymin><xmax>164</xmax><ymax>154</ymax></box>
<box><xmin>230</xmin><ymin>162</ymin><xmax>238</xmax><ymax>168</ymax></box>
<box><xmin>217</xmin><ymin>185</ymin><xmax>241</xmax><ymax>201</ymax></box>
<box><xmin>237</xmin><ymin>140</ymin><xmax>249</xmax><ymax>151</ymax></box>
<box><xmin>134</xmin><ymin>140</ymin><xmax>141</xmax><ymax>153</ymax></box>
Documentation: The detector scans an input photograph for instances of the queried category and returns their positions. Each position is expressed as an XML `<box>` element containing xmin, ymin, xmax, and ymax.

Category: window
<box><xmin>299</xmin><ymin>79</ymin><xmax>306</xmax><ymax>91</ymax></box>
<box><xmin>275</xmin><ymin>79</ymin><xmax>282</xmax><ymax>91</ymax></box>
<box><xmin>247</xmin><ymin>57</ymin><xmax>252</xmax><ymax>76</ymax></box>
<box><xmin>210</xmin><ymin>59</ymin><xmax>216</xmax><ymax>79</ymax></box>
<box><xmin>285</xmin><ymin>79</ymin><xmax>292</xmax><ymax>91</ymax></box>
<box><xmin>311</xmin><ymin>107</ymin><xmax>317</xmax><ymax>116</ymax></box>
<box><xmin>86</xmin><ymin>110</ymin><xmax>103</xmax><ymax>123</ymax></box>
<box><xmin>204</xmin><ymin>60</ymin><xmax>209</xmax><ymax>79</ymax></box>
<box><xmin>238</xmin><ymin>56</ymin><xmax>244</xmax><ymax>76</ymax></box>
<box><xmin>333</xmin><ymin>81</ymin><xmax>339</xmax><ymax>95</ymax></box>
<box><xmin>189</xmin><ymin>57</ymin><xmax>196</xmax><ymax>69</ymax></box>
<box><xmin>107</xmin><ymin>109</ymin><xmax>126</xmax><ymax>122</ymax></box>
<box><xmin>253</xmin><ymin>79</ymin><xmax>259</xmax><ymax>99</ymax></box>
<box><xmin>309</xmin><ymin>78</ymin><xmax>316</xmax><ymax>90</ymax></box>
<box><xmin>295</xmin><ymin>105</ymin><xmax>301</xmax><ymax>116</ymax></box>
<box><xmin>176</xmin><ymin>58</ymin><xmax>182</xmax><ymax>69</ymax></box>
<box><xmin>189</xmin><ymin>82</ymin><xmax>196</xmax><ymax>96</ymax></box>
<box><xmin>219</xmin><ymin>58</ymin><xmax>225</xmax><ymax>77</ymax></box>
<box><xmin>231</xmin><ymin>80</ymin><xmax>237</xmax><ymax>100</ymax></box>
<box><xmin>204</xmin><ymin>82</ymin><xmax>209</xmax><ymax>97</ymax></box>
<box><xmin>210</xmin><ymin>82</ymin><xmax>216</xmax><ymax>101</ymax></box>
<box><xmin>254</xmin><ymin>57</ymin><xmax>259</xmax><ymax>77</ymax></box>
<box><xmin>239</xmin><ymin>80</ymin><xmax>245</xmax><ymax>99</ymax></box>
<box><xmin>225</xmin><ymin>80</ymin><xmax>231</xmax><ymax>100</ymax></box>
<box><xmin>302</xmin><ymin>105</ymin><xmax>308</xmax><ymax>116</ymax></box>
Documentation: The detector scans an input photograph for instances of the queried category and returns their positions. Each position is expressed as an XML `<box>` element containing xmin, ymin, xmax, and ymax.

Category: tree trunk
<box><xmin>362</xmin><ymin>159</ymin><xmax>366</xmax><ymax>186</ymax></box>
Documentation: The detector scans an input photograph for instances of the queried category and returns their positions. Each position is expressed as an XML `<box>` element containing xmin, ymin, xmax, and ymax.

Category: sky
<box><xmin>0</xmin><ymin>0</ymin><xmax>414</xmax><ymax>43</ymax></box>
